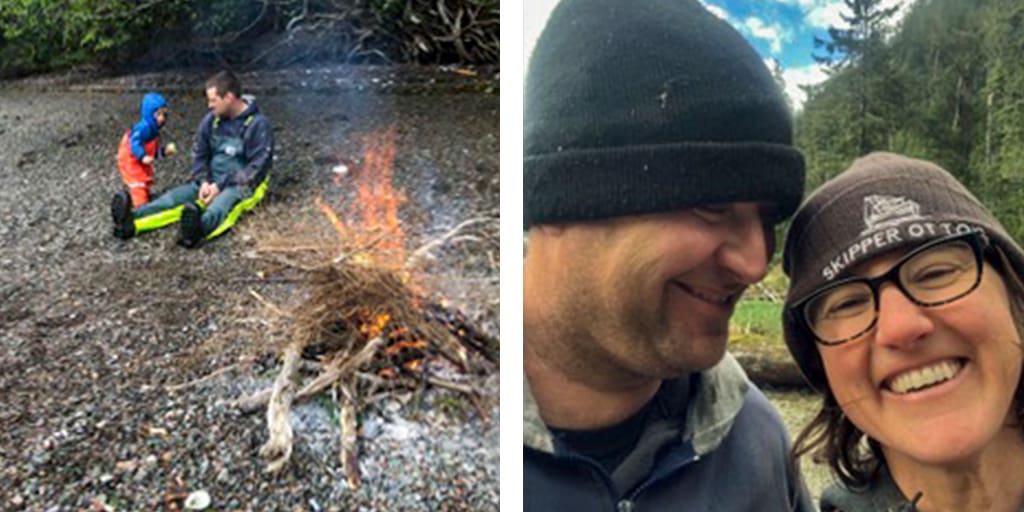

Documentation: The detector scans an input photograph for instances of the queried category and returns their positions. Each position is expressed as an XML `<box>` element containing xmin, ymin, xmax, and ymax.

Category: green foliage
<box><xmin>0</xmin><ymin>0</ymin><xmax>498</xmax><ymax>76</ymax></box>
<box><xmin>810</xmin><ymin>0</ymin><xmax>900</xmax><ymax>156</ymax></box>
<box><xmin>797</xmin><ymin>0</ymin><xmax>1024</xmax><ymax>244</ymax></box>
<box><xmin>0</xmin><ymin>0</ymin><xmax>190</xmax><ymax>77</ymax></box>
<box><xmin>731</xmin><ymin>300</ymin><xmax>783</xmax><ymax>339</ymax></box>
<box><xmin>812</xmin><ymin>0</ymin><xmax>898</xmax><ymax>70</ymax></box>
<box><xmin>190</xmin><ymin>0</ymin><xmax>267</xmax><ymax>41</ymax></box>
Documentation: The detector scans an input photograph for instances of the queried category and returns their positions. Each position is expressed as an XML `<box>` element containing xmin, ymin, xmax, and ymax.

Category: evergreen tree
<box><xmin>797</xmin><ymin>0</ymin><xmax>1024</xmax><ymax>244</ymax></box>
<box><xmin>812</xmin><ymin>0</ymin><xmax>901</xmax><ymax>155</ymax></box>
<box><xmin>768</xmin><ymin>58</ymin><xmax>793</xmax><ymax>112</ymax></box>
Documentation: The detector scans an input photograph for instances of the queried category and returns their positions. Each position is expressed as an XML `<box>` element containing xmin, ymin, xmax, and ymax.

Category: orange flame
<box><xmin>359</xmin><ymin>313</ymin><xmax>391</xmax><ymax>338</ymax></box>
<box><xmin>317</xmin><ymin>127</ymin><xmax>407</xmax><ymax>269</ymax></box>
<box><xmin>384</xmin><ymin>339</ymin><xmax>428</xmax><ymax>355</ymax></box>
<box><xmin>352</xmin><ymin>127</ymin><xmax>405</xmax><ymax>268</ymax></box>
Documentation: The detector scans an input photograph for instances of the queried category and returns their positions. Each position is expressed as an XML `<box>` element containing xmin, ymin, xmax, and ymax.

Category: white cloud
<box><xmin>699</xmin><ymin>0</ymin><xmax>731</xmax><ymax>21</ymax></box>
<box><xmin>781</xmin><ymin>63</ymin><xmax>830</xmax><ymax>112</ymax></box>
<box><xmin>744</xmin><ymin>16</ymin><xmax>788</xmax><ymax>54</ymax></box>
<box><xmin>794</xmin><ymin>0</ymin><xmax>915</xmax><ymax>29</ymax></box>
<box><xmin>773</xmin><ymin>0</ymin><xmax>819</xmax><ymax>7</ymax></box>
<box><xmin>806</xmin><ymin>2</ymin><xmax>848</xmax><ymax>28</ymax></box>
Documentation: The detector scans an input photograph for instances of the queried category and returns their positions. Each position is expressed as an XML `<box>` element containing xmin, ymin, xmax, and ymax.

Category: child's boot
<box><xmin>111</xmin><ymin>190</ymin><xmax>135</xmax><ymax>239</ymax></box>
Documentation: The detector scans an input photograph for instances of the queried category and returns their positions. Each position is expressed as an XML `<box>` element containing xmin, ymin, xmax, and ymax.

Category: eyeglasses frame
<box><xmin>789</xmin><ymin>230</ymin><xmax>991</xmax><ymax>347</ymax></box>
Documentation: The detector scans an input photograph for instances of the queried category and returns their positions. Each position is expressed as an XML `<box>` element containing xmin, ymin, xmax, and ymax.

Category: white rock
<box><xmin>184</xmin><ymin>490</ymin><xmax>211</xmax><ymax>510</ymax></box>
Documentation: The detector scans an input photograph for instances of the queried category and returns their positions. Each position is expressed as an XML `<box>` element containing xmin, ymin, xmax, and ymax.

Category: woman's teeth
<box><xmin>888</xmin><ymin>359</ymin><xmax>964</xmax><ymax>394</ymax></box>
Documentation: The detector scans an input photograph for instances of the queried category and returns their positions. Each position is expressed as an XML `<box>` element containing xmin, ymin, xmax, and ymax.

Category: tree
<box><xmin>812</xmin><ymin>0</ymin><xmax>901</xmax><ymax>155</ymax></box>
<box><xmin>975</xmin><ymin>0</ymin><xmax>1024</xmax><ymax>239</ymax></box>
<box><xmin>797</xmin><ymin>0</ymin><xmax>1024</xmax><ymax>245</ymax></box>
<box><xmin>768</xmin><ymin>58</ymin><xmax>792</xmax><ymax>112</ymax></box>
<box><xmin>813</xmin><ymin>0</ymin><xmax>899</xmax><ymax>69</ymax></box>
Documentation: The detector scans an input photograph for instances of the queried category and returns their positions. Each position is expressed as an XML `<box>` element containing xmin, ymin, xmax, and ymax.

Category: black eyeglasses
<box><xmin>790</xmin><ymin>231</ymin><xmax>990</xmax><ymax>346</ymax></box>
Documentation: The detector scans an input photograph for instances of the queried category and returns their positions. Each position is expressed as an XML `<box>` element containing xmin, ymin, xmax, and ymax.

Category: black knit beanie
<box><xmin>783</xmin><ymin>152</ymin><xmax>1024</xmax><ymax>390</ymax></box>
<box><xmin>524</xmin><ymin>0</ymin><xmax>806</xmax><ymax>227</ymax></box>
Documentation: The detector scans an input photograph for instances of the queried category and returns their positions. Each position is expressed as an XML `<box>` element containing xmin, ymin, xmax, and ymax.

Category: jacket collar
<box><xmin>524</xmin><ymin>352</ymin><xmax>750</xmax><ymax>455</ymax></box>
<box><xmin>823</xmin><ymin>464</ymin><xmax>1024</xmax><ymax>512</ymax></box>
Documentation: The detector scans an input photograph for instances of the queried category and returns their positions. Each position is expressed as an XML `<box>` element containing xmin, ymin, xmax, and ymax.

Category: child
<box><xmin>116</xmin><ymin>92</ymin><xmax>177</xmax><ymax>208</ymax></box>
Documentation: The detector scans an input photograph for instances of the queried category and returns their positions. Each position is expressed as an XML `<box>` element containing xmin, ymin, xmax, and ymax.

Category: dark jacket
<box><xmin>524</xmin><ymin>354</ymin><xmax>813</xmax><ymax>511</ymax></box>
<box><xmin>821</xmin><ymin>466</ymin><xmax>916</xmax><ymax>512</ymax></box>
<box><xmin>128</xmin><ymin>92</ymin><xmax>167</xmax><ymax>160</ymax></box>
<box><xmin>821</xmin><ymin>465</ymin><xmax>1024</xmax><ymax>512</ymax></box>
<box><xmin>191</xmin><ymin>98</ymin><xmax>273</xmax><ymax>189</ymax></box>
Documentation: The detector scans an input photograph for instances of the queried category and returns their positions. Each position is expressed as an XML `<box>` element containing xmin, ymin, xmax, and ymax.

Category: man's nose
<box><xmin>716</xmin><ymin>206</ymin><xmax>769</xmax><ymax>285</ymax></box>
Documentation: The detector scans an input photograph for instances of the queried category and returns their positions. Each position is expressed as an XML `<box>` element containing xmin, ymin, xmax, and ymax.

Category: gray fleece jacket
<box><xmin>524</xmin><ymin>353</ymin><xmax>814</xmax><ymax>511</ymax></box>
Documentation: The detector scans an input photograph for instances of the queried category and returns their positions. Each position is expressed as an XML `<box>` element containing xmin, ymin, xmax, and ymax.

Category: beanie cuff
<box><xmin>524</xmin><ymin>141</ymin><xmax>805</xmax><ymax>227</ymax></box>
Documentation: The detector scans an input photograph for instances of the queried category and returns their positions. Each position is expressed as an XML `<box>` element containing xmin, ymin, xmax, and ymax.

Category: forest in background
<box><xmin>794</xmin><ymin>0</ymin><xmax>1024</xmax><ymax>242</ymax></box>
<box><xmin>0</xmin><ymin>0</ymin><xmax>498</xmax><ymax>78</ymax></box>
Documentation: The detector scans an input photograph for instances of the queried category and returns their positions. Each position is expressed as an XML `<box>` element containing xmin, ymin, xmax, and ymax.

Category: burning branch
<box><xmin>230</xmin><ymin>127</ymin><xmax>497</xmax><ymax>477</ymax></box>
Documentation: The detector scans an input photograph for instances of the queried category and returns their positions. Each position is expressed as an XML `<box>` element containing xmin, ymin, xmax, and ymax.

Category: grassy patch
<box><xmin>731</xmin><ymin>299</ymin><xmax>783</xmax><ymax>339</ymax></box>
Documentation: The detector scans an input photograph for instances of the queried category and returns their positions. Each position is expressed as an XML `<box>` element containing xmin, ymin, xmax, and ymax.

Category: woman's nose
<box><xmin>872</xmin><ymin>283</ymin><xmax>934</xmax><ymax>350</ymax></box>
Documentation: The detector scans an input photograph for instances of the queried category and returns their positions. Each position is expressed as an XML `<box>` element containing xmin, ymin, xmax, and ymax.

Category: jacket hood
<box><xmin>237</xmin><ymin>95</ymin><xmax>259</xmax><ymax>118</ymax></box>
<box><xmin>140</xmin><ymin>92</ymin><xmax>167</xmax><ymax>128</ymax></box>
<box><xmin>524</xmin><ymin>352</ymin><xmax>749</xmax><ymax>456</ymax></box>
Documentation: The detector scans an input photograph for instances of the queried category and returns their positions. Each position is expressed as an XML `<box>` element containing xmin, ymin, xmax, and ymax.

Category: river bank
<box><xmin>0</xmin><ymin>66</ymin><xmax>499</xmax><ymax>510</ymax></box>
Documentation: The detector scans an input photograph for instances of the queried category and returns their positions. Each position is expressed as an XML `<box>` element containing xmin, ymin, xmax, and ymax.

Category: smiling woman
<box><xmin>781</xmin><ymin>152</ymin><xmax>1024</xmax><ymax>512</ymax></box>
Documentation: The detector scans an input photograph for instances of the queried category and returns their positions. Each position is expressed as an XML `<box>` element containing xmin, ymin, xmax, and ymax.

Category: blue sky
<box><xmin>703</xmin><ymin>0</ymin><xmax>817</xmax><ymax>66</ymax></box>
<box><xmin>524</xmin><ymin>0</ymin><xmax>912</xmax><ymax>110</ymax></box>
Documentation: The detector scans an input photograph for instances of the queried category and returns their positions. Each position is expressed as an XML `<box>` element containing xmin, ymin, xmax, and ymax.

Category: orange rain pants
<box><xmin>116</xmin><ymin>131</ymin><xmax>158</xmax><ymax>208</ymax></box>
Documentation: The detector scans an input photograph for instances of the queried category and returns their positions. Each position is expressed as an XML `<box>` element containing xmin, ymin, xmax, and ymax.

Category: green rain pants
<box><xmin>131</xmin><ymin>176</ymin><xmax>268</xmax><ymax>240</ymax></box>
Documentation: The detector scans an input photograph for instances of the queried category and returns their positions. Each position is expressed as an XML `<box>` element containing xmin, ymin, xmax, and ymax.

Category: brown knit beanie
<box><xmin>782</xmin><ymin>151</ymin><xmax>1024</xmax><ymax>389</ymax></box>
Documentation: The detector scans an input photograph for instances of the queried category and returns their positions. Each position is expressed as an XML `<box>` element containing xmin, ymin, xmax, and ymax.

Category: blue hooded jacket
<box><xmin>128</xmin><ymin>92</ymin><xmax>167</xmax><ymax>160</ymax></box>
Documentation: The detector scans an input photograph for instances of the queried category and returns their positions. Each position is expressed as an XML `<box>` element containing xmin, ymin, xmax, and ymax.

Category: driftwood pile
<box><xmin>223</xmin><ymin>208</ymin><xmax>498</xmax><ymax>487</ymax></box>
<box><xmin>210</xmin><ymin>0</ymin><xmax>500</xmax><ymax>67</ymax></box>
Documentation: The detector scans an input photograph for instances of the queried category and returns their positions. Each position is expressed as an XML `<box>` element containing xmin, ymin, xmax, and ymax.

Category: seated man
<box><xmin>111</xmin><ymin>69</ymin><xmax>274</xmax><ymax>248</ymax></box>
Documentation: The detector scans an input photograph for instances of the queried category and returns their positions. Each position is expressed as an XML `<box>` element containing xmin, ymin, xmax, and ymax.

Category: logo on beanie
<box><xmin>860</xmin><ymin>194</ymin><xmax>927</xmax><ymax>236</ymax></box>
<box><xmin>818</xmin><ymin>193</ymin><xmax>979</xmax><ymax>281</ymax></box>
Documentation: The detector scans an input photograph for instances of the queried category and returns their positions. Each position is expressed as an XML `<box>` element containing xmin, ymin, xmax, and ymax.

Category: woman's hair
<box><xmin>789</xmin><ymin>244</ymin><xmax>1024</xmax><ymax>489</ymax></box>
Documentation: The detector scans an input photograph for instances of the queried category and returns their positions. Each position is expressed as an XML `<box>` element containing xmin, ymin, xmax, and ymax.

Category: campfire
<box><xmin>221</xmin><ymin>127</ymin><xmax>498</xmax><ymax>487</ymax></box>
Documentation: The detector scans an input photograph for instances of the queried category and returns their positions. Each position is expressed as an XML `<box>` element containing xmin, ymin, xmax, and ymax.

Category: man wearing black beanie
<box><xmin>523</xmin><ymin>0</ymin><xmax>811</xmax><ymax>510</ymax></box>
